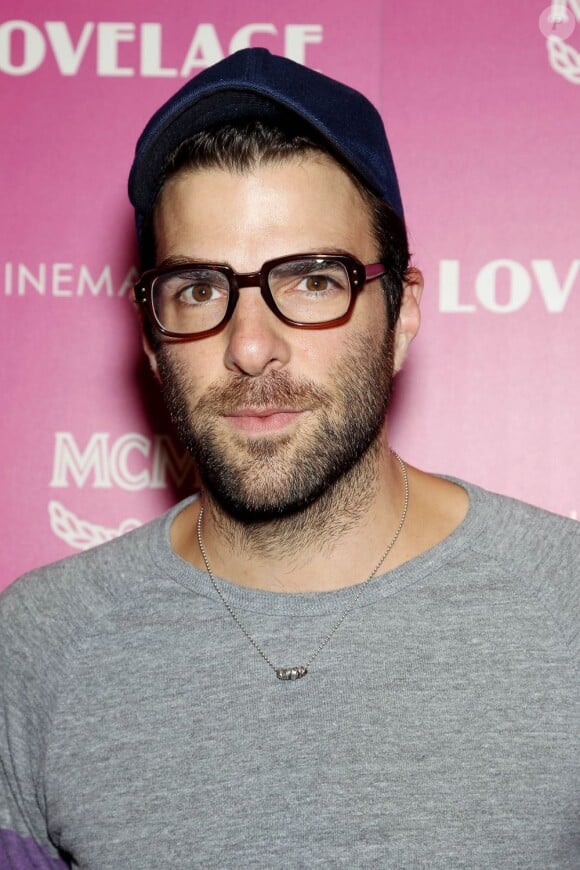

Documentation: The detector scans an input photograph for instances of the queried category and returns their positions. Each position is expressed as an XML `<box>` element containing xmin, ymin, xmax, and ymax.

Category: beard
<box><xmin>157</xmin><ymin>328</ymin><xmax>395</xmax><ymax>524</ymax></box>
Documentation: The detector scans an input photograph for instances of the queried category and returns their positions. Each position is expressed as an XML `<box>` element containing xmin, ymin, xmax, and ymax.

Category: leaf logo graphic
<box><xmin>49</xmin><ymin>500</ymin><xmax>141</xmax><ymax>551</ymax></box>
<box><xmin>541</xmin><ymin>1</ymin><xmax>580</xmax><ymax>84</ymax></box>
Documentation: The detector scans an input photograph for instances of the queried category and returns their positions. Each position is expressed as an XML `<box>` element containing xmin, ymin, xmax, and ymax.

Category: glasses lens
<box><xmin>268</xmin><ymin>257</ymin><xmax>351</xmax><ymax>323</ymax></box>
<box><xmin>152</xmin><ymin>268</ymin><xmax>230</xmax><ymax>334</ymax></box>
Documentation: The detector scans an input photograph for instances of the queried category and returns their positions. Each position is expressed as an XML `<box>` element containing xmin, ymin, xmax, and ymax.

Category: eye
<box><xmin>267</xmin><ymin>258</ymin><xmax>350</xmax><ymax>303</ymax></box>
<box><xmin>179</xmin><ymin>282</ymin><xmax>220</xmax><ymax>304</ymax></box>
<box><xmin>303</xmin><ymin>275</ymin><xmax>332</xmax><ymax>293</ymax></box>
<box><xmin>161</xmin><ymin>270</ymin><xmax>230</xmax><ymax>306</ymax></box>
<box><xmin>295</xmin><ymin>269</ymin><xmax>346</xmax><ymax>295</ymax></box>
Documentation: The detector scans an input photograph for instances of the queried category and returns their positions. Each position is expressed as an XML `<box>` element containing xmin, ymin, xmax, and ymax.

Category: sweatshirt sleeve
<box><xmin>0</xmin><ymin>580</ymin><xmax>71</xmax><ymax>868</ymax></box>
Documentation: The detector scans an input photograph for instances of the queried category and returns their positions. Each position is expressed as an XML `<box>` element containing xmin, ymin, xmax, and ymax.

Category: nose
<box><xmin>223</xmin><ymin>286</ymin><xmax>291</xmax><ymax>377</ymax></box>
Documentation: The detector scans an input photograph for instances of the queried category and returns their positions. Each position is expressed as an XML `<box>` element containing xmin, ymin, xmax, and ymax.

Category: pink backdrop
<box><xmin>2</xmin><ymin>0</ymin><xmax>579</xmax><ymax>589</ymax></box>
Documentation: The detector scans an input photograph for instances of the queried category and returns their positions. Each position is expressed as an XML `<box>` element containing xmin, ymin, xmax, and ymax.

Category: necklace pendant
<box><xmin>276</xmin><ymin>666</ymin><xmax>308</xmax><ymax>681</ymax></box>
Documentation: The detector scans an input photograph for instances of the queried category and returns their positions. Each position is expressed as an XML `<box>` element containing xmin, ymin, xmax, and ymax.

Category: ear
<box><xmin>393</xmin><ymin>267</ymin><xmax>423</xmax><ymax>373</ymax></box>
<box><xmin>142</xmin><ymin>331</ymin><xmax>161</xmax><ymax>381</ymax></box>
<box><xmin>132</xmin><ymin>295</ymin><xmax>161</xmax><ymax>381</ymax></box>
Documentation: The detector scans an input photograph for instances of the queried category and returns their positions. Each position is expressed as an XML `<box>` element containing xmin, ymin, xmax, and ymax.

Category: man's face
<box><xmin>149</xmin><ymin>154</ymin><xmax>396</xmax><ymax>520</ymax></box>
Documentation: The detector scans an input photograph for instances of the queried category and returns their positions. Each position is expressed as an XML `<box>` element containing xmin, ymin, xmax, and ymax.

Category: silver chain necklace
<box><xmin>196</xmin><ymin>452</ymin><xmax>409</xmax><ymax>681</ymax></box>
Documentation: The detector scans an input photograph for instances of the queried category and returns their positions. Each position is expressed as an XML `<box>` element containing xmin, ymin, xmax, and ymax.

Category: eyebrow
<box><xmin>155</xmin><ymin>247</ymin><xmax>355</xmax><ymax>271</ymax></box>
<box><xmin>156</xmin><ymin>254</ymin><xmax>210</xmax><ymax>270</ymax></box>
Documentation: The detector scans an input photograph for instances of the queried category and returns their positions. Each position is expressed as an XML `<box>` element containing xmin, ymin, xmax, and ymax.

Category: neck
<box><xmin>196</xmin><ymin>439</ymin><xmax>407</xmax><ymax>593</ymax></box>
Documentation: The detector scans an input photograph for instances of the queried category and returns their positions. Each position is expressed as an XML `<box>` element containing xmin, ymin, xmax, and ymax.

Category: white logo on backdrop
<box><xmin>437</xmin><ymin>258</ymin><xmax>579</xmax><ymax>313</ymax></box>
<box><xmin>0</xmin><ymin>22</ymin><xmax>323</xmax><ymax>76</ymax></box>
<box><xmin>1</xmin><ymin>262</ymin><xmax>137</xmax><ymax>297</ymax></box>
<box><xmin>540</xmin><ymin>0</ymin><xmax>580</xmax><ymax>84</ymax></box>
<box><xmin>49</xmin><ymin>501</ymin><xmax>141</xmax><ymax>551</ymax></box>
<box><xmin>49</xmin><ymin>432</ymin><xmax>195</xmax><ymax>551</ymax></box>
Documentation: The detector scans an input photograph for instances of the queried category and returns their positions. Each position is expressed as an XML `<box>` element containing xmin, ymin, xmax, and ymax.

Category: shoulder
<box><xmin>0</xmin><ymin>499</ymin><xmax>191</xmax><ymax>673</ymax></box>
<box><xmin>461</xmin><ymin>480</ymin><xmax>579</xmax><ymax>565</ymax></box>
<box><xmin>457</xmin><ymin>479</ymin><xmax>579</xmax><ymax>651</ymax></box>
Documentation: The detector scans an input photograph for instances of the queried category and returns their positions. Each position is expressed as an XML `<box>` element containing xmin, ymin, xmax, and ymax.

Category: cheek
<box><xmin>303</xmin><ymin>289</ymin><xmax>386</xmax><ymax>358</ymax></box>
<box><xmin>316</xmin><ymin>294</ymin><xmax>387</xmax><ymax>363</ymax></box>
<box><xmin>162</xmin><ymin>340</ymin><xmax>221</xmax><ymax>385</ymax></box>
<box><xmin>155</xmin><ymin>346</ymin><xmax>198</xmax><ymax>402</ymax></box>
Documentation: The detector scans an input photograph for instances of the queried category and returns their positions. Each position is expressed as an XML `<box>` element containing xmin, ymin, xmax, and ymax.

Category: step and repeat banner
<box><xmin>2</xmin><ymin>0</ymin><xmax>579</xmax><ymax>587</ymax></box>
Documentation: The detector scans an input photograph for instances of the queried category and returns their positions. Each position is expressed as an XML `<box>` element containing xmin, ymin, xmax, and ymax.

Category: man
<box><xmin>1</xmin><ymin>48</ymin><xmax>578</xmax><ymax>869</ymax></box>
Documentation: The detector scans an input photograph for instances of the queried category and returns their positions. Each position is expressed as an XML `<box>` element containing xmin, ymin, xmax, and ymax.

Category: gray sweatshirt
<box><xmin>0</xmin><ymin>479</ymin><xmax>578</xmax><ymax>868</ymax></box>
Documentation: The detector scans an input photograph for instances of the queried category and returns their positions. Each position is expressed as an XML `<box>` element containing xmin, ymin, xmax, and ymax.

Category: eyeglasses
<box><xmin>134</xmin><ymin>253</ymin><xmax>386</xmax><ymax>339</ymax></box>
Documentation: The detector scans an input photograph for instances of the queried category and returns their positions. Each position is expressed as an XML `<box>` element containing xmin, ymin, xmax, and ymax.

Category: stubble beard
<box><xmin>157</xmin><ymin>329</ymin><xmax>395</xmax><ymax>553</ymax></box>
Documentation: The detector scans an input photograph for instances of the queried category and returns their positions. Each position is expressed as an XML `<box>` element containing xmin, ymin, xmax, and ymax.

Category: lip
<box><xmin>223</xmin><ymin>408</ymin><xmax>306</xmax><ymax>434</ymax></box>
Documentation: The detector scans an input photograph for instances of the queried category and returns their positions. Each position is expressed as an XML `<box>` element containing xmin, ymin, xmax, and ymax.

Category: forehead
<box><xmin>153</xmin><ymin>154</ymin><xmax>377</xmax><ymax>269</ymax></box>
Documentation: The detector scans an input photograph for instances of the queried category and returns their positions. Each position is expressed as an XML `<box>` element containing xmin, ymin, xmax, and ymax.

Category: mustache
<box><xmin>192</xmin><ymin>371</ymin><xmax>331</xmax><ymax>415</ymax></box>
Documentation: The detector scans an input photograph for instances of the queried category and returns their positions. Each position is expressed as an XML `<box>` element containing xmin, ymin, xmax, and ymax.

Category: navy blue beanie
<box><xmin>128</xmin><ymin>48</ymin><xmax>404</xmax><ymax>251</ymax></box>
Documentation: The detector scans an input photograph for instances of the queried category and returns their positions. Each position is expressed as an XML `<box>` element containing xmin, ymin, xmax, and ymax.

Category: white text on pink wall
<box><xmin>0</xmin><ymin>21</ymin><xmax>323</xmax><ymax>76</ymax></box>
<box><xmin>50</xmin><ymin>433</ymin><xmax>194</xmax><ymax>492</ymax></box>
<box><xmin>439</xmin><ymin>259</ymin><xmax>579</xmax><ymax>313</ymax></box>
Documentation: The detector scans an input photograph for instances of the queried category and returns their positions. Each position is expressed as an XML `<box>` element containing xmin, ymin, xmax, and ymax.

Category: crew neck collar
<box><xmin>148</xmin><ymin>477</ymin><xmax>484</xmax><ymax>617</ymax></box>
